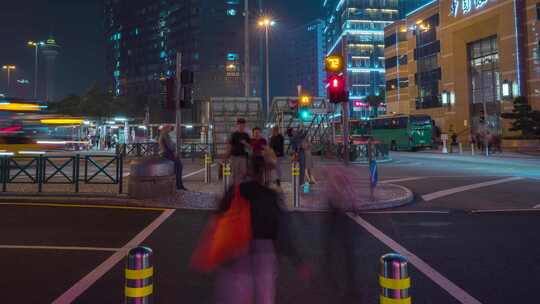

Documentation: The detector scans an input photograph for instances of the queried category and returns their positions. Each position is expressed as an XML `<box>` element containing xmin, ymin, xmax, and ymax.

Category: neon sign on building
<box><xmin>450</xmin><ymin>0</ymin><xmax>489</xmax><ymax>17</ymax></box>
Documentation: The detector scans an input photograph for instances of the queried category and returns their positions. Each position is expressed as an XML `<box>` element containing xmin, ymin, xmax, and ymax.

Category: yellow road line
<box><xmin>0</xmin><ymin>202</ymin><xmax>168</xmax><ymax>211</ymax></box>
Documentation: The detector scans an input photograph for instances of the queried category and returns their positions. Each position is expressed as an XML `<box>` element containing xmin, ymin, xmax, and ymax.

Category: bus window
<box><xmin>410</xmin><ymin>115</ymin><xmax>431</xmax><ymax>126</ymax></box>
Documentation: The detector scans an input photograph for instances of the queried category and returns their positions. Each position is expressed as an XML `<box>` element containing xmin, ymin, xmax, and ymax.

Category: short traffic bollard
<box><xmin>222</xmin><ymin>160</ymin><xmax>231</xmax><ymax>192</ymax></box>
<box><xmin>204</xmin><ymin>154</ymin><xmax>212</xmax><ymax>184</ymax></box>
<box><xmin>471</xmin><ymin>143</ymin><xmax>475</xmax><ymax>156</ymax></box>
<box><xmin>125</xmin><ymin>246</ymin><xmax>154</xmax><ymax>304</ymax></box>
<box><xmin>292</xmin><ymin>161</ymin><xmax>300</xmax><ymax>208</ymax></box>
<box><xmin>459</xmin><ymin>143</ymin><xmax>463</xmax><ymax>154</ymax></box>
<box><xmin>379</xmin><ymin>253</ymin><xmax>411</xmax><ymax>304</ymax></box>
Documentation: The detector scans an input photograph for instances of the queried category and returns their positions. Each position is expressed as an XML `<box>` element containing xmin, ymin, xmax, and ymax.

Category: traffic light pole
<box><xmin>342</xmin><ymin>100</ymin><xmax>350</xmax><ymax>165</ymax></box>
<box><xmin>176</xmin><ymin>51</ymin><xmax>183</xmax><ymax>158</ymax></box>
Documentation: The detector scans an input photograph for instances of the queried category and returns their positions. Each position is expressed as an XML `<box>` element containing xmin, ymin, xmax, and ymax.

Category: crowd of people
<box><xmin>225</xmin><ymin>118</ymin><xmax>315</xmax><ymax>188</ymax></box>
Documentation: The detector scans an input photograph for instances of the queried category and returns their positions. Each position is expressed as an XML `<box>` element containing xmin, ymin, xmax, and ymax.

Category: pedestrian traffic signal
<box><xmin>328</xmin><ymin>75</ymin><xmax>348</xmax><ymax>104</ymax></box>
<box><xmin>299</xmin><ymin>108</ymin><xmax>312</xmax><ymax>122</ymax></box>
<box><xmin>325</xmin><ymin>55</ymin><xmax>345</xmax><ymax>73</ymax></box>
<box><xmin>299</xmin><ymin>95</ymin><xmax>311</xmax><ymax>107</ymax></box>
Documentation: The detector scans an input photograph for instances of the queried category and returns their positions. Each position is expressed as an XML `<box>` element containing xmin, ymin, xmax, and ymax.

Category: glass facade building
<box><xmin>104</xmin><ymin>0</ymin><xmax>261</xmax><ymax>122</ymax></box>
<box><xmin>323</xmin><ymin>0</ymin><xmax>399</xmax><ymax>118</ymax></box>
<box><xmin>283</xmin><ymin>19</ymin><xmax>326</xmax><ymax>97</ymax></box>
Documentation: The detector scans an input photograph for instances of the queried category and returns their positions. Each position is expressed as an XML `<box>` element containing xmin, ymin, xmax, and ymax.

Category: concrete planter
<box><xmin>502</xmin><ymin>139</ymin><xmax>540</xmax><ymax>150</ymax></box>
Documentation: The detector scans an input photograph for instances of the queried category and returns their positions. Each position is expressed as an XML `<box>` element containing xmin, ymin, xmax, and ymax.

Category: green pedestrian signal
<box><xmin>299</xmin><ymin>109</ymin><xmax>312</xmax><ymax>121</ymax></box>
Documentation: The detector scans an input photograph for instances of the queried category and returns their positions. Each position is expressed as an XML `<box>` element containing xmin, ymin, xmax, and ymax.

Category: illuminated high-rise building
<box><xmin>104</xmin><ymin>0</ymin><xmax>261</xmax><ymax>122</ymax></box>
<box><xmin>324</xmin><ymin>0</ymin><xmax>399</xmax><ymax>118</ymax></box>
<box><xmin>41</xmin><ymin>37</ymin><xmax>60</xmax><ymax>102</ymax></box>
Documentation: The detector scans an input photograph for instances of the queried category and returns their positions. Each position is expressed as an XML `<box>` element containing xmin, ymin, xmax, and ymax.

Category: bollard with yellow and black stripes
<box><xmin>222</xmin><ymin>160</ymin><xmax>231</xmax><ymax>193</ymax></box>
<box><xmin>204</xmin><ymin>154</ymin><xmax>213</xmax><ymax>184</ymax></box>
<box><xmin>379</xmin><ymin>253</ymin><xmax>411</xmax><ymax>304</ymax></box>
<box><xmin>125</xmin><ymin>246</ymin><xmax>154</xmax><ymax>304</ymax></box>
<box><xmin>291</xmin><ymin>161</ymin><xmax>300</xmax><ymax>208</ymax></box>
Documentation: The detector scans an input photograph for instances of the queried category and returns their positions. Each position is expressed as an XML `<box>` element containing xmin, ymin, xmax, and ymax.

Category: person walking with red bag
<box><xmin>191</xmin><ymin>159</ymin><xmax>310</xmax><ymax>304</ymax></box>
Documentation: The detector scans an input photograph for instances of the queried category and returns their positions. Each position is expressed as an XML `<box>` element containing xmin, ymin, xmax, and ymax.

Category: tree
<box><xmin>501</xmin><ymin>96</ymin><xmax>540</xmax><ymax>138</ymax></box>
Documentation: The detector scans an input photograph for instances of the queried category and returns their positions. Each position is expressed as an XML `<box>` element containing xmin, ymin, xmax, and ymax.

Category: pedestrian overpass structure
<box><xmin>269</xmin><ymin>96</ymin><xmax>337</xmax><ymax>155</ymax></box>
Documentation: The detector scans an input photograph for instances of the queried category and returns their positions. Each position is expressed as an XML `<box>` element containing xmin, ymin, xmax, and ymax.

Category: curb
<box><xmin>283</xmin><ymin>183</ymin><xmax>414</xmax><ymax>213</ymax></box>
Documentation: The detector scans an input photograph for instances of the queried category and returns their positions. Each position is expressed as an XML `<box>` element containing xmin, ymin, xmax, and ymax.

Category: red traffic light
<box><xmin>329</xmin><ymin>75</ymin><xmax>344</xmax><ymax>91</ymax></box>
<box><xmin>328</xmin><ymin>75</ymin><xmax>348</xmax><ymax>104</ymax></box>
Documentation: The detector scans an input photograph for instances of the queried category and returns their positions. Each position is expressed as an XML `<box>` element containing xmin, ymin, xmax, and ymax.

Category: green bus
<box><xmin>370</xmin><ymin>115</ymin><xmax>433</xmax><ymax>151</ymax></box>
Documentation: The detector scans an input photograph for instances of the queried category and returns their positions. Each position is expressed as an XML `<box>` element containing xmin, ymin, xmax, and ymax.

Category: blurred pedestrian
<box><xmin>250</xmin><ymin>127</ymin><xmax>268</xmax><ymax>184</ymax></box>
<box><xmin>226</xmin><ymin>118</ymin><xmax>251</xmax><ymax>183</ymax></box>
<box><xmin>159</xmin><ymin>125</ymin><xmax>187</xmax><ymax>191</ymax></box>
<box><xmin>302</xmin><ymin>136</ymin><xmax>316</xmax><ymax>184</ymax></box>
<box><xmin>214</xmin><ymin>162</ymin><xmax>308</xmax><ymax>304</ymax></box>
<box><xmin>269</xmin><ymin>126</ymin><xmax>284</xmax><ymax>187</ymax></box>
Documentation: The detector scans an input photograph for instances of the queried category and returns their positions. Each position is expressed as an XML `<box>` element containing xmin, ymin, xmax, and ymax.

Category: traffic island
<box><xmin>280</xmin><ymin>164</ymin><xmax>413</xmax><ymax>212</ymax></box>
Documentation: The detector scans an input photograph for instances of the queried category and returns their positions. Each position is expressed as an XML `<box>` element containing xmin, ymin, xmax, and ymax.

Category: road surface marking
<box><xmin>0</xmin><ymin>202</ymin><xmax>168</xmax><ymax>211</ymax></box>
<box><xmin>347</xmin><ymin>213</ymin><xmax>482</xmax><ymax>304</ymax></box>
<box><xmin>421</xmin><ymin>177</ymin><xmax>524</xmax><ymax>202</ymax></box>
<box><xmin>381</xmin><ymin>177</ymin><xmax>428</xmax><ymax>184</ymax></box>
<box><xmin>0</xmin><ymin>245</ymin><xmax>121</xmax><ymax>252</ymax></box>
<box><xmin>471</xmin><ymin>208</ymin><xmax>540</xmax><ymax>213</ymax></box>
<box><xmin>124</xmin><ymin>164</ymin><xmax>217</xmax><ymax>178</ymax></box>
<box><xmin>358</xmin><ymin>210</ymin><xmax>451</xmax><ymax>214</ymax></box>
<box><xmin>52</xmin><ymin>209</ymin><xmax>175</xmax><ymax>304</ymax></box>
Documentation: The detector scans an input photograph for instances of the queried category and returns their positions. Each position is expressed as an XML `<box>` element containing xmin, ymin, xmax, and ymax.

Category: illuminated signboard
<box><xmin>325</xmin><ymin>55</ymin><xmax>345</xmax><ymax>73</ymax></box>
<box><xmin>450</xmin><ymin>0</ymin><xmax>489</xmax><ymax>17</ymax></box>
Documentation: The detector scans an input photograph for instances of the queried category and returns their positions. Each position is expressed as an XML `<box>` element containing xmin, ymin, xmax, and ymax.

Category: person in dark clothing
<box><xmin>269</xmin><ymin>126</ymin><xmax>284</xmax><ymax>186</ymax></box>
<box><xmin>159</xmin><ymin>125</ymin><xmax>187</xmax><ymax>191</ymax></box>
<box><xmin>250</xmin><ymin>127</ymin><xmax>267</xmax><ymax>184</ymax></box>
<box><xmin>215</xmin><ymin>167</ymin><xmax>308</xmax><ymax>304</ymax></box>
<box><xmin>226</xmin><ymin>118</ymin><xmax>251</xmax><ymax>183</ymax></box>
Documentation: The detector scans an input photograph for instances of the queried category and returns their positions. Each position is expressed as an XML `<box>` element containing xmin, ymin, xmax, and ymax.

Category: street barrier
<box><xmin>379</xmin><ymin>253</ymin><xmax>411</xmax><ymax>304</ymax></box>
<box><xmin>204</xmin><ymin>153</ymin><xmax>212</xmax><ymax>184</ymax></box>
<box><xmin>222</xmin><ymin>160</ymin><xmax>231</xmax><ymax>192</ymax></box>
<box><xmin>125</xmin><ymin>246</ymin><xmax>154</xmax><ymax>303</ymax></box>
<box><xmin>0</xmin><ymin>154</ymin><xmax>123</xmax><ymax>194</ymax></box>
<box><xmin>292</xmin><ymin>161</ymin><xmax>300</xmax><ymax>208</ymax></box>
<box><xmin>117</xmin><ymin>143</ymin><xmax>160</xmax><ymax>158</ymax></box>
<box><xmin>180</xmin><ymin>143</ymin><xmax>213</xmax><ymax>161</ymax></box>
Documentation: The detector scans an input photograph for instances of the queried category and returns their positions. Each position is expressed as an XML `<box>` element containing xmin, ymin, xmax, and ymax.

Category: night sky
<box><xmin>0</xmin><ymin>0</ymin><xmax>321</xmax><ymax>100</ymax></box>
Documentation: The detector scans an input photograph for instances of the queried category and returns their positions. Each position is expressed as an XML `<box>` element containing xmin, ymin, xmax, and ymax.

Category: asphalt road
<box><xmin>2</xmin><ymin>152</ymin><xmax>540</xmax><ymax>303</ymax></box>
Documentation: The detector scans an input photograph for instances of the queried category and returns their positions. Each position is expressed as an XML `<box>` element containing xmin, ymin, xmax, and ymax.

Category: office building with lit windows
<box><xmin>283</xmin><ymin>19</ymin><xmax>326</xmax><ymax>97</ymax></box>
<box><xmin>323</xmin><ymin>0</ymin><xmax>400</xmax><ymax>119</ymax></box>
<box><xmin>104</xmin><ymin>0</ymin><xmax>261</xmax><ymax>122</ymax></box>
<box><xmin>384</xmin><ymin>0</ymin><xmax>539</xmax><ymax>141</ymax></box>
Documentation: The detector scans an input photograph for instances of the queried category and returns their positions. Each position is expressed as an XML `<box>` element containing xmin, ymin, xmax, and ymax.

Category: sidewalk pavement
<box><xmin>279</xmin><ymin>164</ymin><xmax>413</xmax><ymax>212</ymax></box>
<box><xmin>0</xmin><ymin>160</ymin><xmax>414</xmax><ymax>212</ymax></box>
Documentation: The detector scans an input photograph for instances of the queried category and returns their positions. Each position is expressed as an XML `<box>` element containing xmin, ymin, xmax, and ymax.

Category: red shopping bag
<box><xmin>190</xmin><ymin>185</ymin><xmax>252</xmax><ymax>273</ymax></box>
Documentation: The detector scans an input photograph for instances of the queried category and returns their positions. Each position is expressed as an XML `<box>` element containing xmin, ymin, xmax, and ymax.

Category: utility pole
<box><xmin>244</xmin><ymin>0</ymin><xmax>250</xmax><ymax>97</ymax></box>
<box><xmin>176</xmin><ymin>52</ymin><xmax>183</xmax><ymax>158</ymax></box>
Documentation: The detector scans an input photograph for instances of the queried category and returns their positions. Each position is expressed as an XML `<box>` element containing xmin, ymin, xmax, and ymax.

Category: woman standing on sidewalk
<box><xmin>302</xmin><ymin>136</ymin><xmax>316</xmax><ymax>185</ymax></box>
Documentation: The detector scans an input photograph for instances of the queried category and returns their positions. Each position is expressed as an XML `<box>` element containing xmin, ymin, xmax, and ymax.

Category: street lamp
<box><xmin>28</xmin><ymin>41</ymin><xmax>45</xmax><ymax>99</ymax></box>
<box><xmin>258</xmin><ymin>17</ymin><xmax>276</xmax><ymax>121</ymax></box>
<box><xmin>2</xmin><ymin>65</ymin><xmax>16</xmax><ymax>96</ymax></box>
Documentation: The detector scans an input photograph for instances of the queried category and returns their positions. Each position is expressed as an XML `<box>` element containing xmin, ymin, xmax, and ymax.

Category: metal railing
<box><xmin>0</xmin><ymin>154</ymin><xmax>124</xmax><ymax>194</ymax></box>
<box><xmin>116</xmin><ymin>143</ymin><xmax>160</xmax><ymax>158</ymax></box>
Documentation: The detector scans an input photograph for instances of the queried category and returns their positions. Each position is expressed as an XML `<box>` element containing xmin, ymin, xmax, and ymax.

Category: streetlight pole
<box><xmin>2</xmin><ymin>65</ymin><xmax>16</xmax><ymax>96</ymax></box>
<box><xmin>28</xmin><ymin>41</ymin><xmax>44</xmax><ymax>99</ymax></box>
<box><xmin>264</xmin><ymin>24</ymin><xmax>270</xmax><ymax>121</ymax></box>
<box><xmin>244</xmin><ymin>0</ymin><xmax>250</xmax><ymax>97</ymax></box>
<box><xmin>258</xmin><ymin>17</ymin><xmax>275</xmax><ymax>122</ymax></box>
